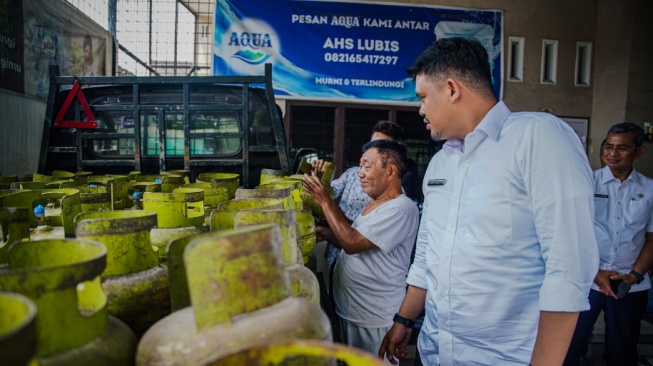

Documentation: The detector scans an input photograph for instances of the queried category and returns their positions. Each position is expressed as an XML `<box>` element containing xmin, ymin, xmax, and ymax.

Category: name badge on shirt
<box><xmin>594</xmin><ymin>194</ymin><xmax>608</xmax><ymax>199</ymax></box>
<box><xmin>428</xmin><ymin>179</ymin><xmax>447</xmax><ymax>186</ymax></box>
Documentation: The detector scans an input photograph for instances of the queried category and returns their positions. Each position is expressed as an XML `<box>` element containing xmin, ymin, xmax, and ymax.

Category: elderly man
<box><xmin>303</xmin><ymin>139</ymin><xmax>419</xmax><ymax>358</ymax></box>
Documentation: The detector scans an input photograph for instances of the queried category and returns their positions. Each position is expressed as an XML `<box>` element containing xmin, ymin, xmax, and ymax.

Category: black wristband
<box><xmin>630</xmin><ymin>270</ymin><xmax>645</xmax><ymax>284</ymax></box>
<box><xmin>393</xmin><ymin>313</ymin><xmax>414</xmax><ymax>328</ymax></box>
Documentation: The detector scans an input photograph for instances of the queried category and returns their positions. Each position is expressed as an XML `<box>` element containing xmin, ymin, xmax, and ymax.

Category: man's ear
<box><xmin>387</xmin><ymin>164</ymin><xmax>398</xmax><ymax>180</ymax></box>
<box><xmin>635</xmin><ymin>145</ymin><xmax>646</xmax><ymax>159</ymax></box>
<box><xmin>446</xmin><ymin>78</ymin><xmax>462</xmax><ymax>102</ymax></box>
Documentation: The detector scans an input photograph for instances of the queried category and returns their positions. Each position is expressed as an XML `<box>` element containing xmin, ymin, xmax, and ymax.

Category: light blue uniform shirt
<box><xmin>407</xmin><ymin>101</ymin><xmax>599</xmax><ymax>365</ymax></box>
<box><xmin>592</xmin><ymin>166</ymin><xmax>653</xmax><ymax>293</ymax></box>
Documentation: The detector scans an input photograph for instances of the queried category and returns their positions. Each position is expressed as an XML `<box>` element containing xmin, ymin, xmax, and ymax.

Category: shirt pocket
<box><xmin>463</xmin><ymin>183</ymin><xmax>512</xmax><ymax>246</ymax></box>
<box><xmin>627</xmin><ymin>198</ymin><xmax>651</xmax><ymax>225</ymax></box>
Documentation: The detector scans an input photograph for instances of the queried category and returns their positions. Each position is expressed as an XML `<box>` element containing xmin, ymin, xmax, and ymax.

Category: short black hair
<box><xmin>372</xmin><ymin>120</ymin><xmax>405</xmax><ymax>142</ymax></box>
<box><xmin>361</xmin><ymin>139</ymin><xmax>407</xmax><ymax>177</ymax></box>
<box><xmin>407</xmin><ymin>37</ymin><xmax>495</xmax><ymax>100</ymax></box>
<box><xmin>607</xmin><ymin>122</ymin><xmax>645</xmax><ymax>147</ymax></box>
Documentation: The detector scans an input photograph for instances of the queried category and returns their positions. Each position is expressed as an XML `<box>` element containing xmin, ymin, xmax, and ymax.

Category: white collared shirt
<box><xmin>593</xmin><ymin>166</ymin><xmax>653</xmax><ymax>292</ymax></box>
<box><xmin>407</xmin><ymin>101</ymin><xmax>599</xmax><ymax>365</ymax></box>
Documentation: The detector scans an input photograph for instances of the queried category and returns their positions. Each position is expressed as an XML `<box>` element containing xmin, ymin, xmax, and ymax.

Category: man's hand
<box><xmin>310</xmin><ymin>159</ymin><xmax>328</xmax><ymax>178</ymax></box>
<box><xmin>594</xmin><ymin>269</ymin><xmax>619</xmax><ymax>299</ymax></box>
<box><xmin>302</xmin><ymin>172</ymin><xmax>332</xmax><ymax>206</ymax></box>
<box><xmin>378</xmin><ymin>323</ymin><xmax>412</xmax><ymax>365</ymax></box>
<box><xmin>315</xmin><ymin>225</ymin><xmax>333</xmax><ymax>243</ymax></box>
<box><xmin>610</xmin><ymin>272</ymin><xmax>639</xmax><ymax>286</ymax></box>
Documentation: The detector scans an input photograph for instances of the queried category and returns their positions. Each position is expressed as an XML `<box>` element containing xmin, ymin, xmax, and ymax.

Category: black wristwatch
<box><xmin>630</xmin><ymin>270</ymin><xmax>645</xmax><ymax>284</ymax></box>
<box><xmin>393</xmin><ymin>313</ymin><xmax>414</xmax><ymax>328</ymax></box>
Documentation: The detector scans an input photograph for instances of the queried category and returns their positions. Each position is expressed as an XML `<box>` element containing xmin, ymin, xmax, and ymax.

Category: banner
<box><xmin>21</xmin><ymin>0</ymin><xmax>108</xmax><ymax>99</ymax></box>
<box><xmin>0</xmin><ymin>0</ymin><xmax>24</xmax><ymax>94</ymax></box>
<box><xmin>213</xmin><ymin>0</ymin><xmax>503</xmax><ymax>103</ymax></box>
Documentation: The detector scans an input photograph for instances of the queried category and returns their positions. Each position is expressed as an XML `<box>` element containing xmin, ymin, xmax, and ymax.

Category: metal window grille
<box><xmin>65</xmin><ymin>0</ymin><xmax>214</xmax><ymax>76</ymax></box>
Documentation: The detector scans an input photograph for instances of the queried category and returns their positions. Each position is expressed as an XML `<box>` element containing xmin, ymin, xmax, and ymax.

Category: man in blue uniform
<box><xmin>565</xmin><ymin>122</ymin><xmax>653</xmax><ymax>366</ymax></box>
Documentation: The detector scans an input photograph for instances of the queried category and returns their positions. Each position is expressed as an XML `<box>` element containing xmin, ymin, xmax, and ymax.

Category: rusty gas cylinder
<box><xmin>234</xmin><ymin>210</ymin><xmax>320</xmax><ymax>305</ymax></box>
<box><xmin>259</xmin><ymin>168</ymin><xmax>287</xmax><ymax>185</ymax></box>
<box><xmin>0</xmin><ymin>239</ymin><xmax>137</xmax><ymax>365</ymax></box>
<box><xmin>209</xmin><ymin>198</ymin><xmax>284</xmax><ymax>231</ymax></box>
<box><xmin>144</xmin><ymin>188</ymin><xmax>209</xmax><ymax>261</ymax></box>
<box><xmin>195</xmin><ymin>172</ymin><xmax>240</xmax><ymax>199</ymax></box>
<box><xmin>75</xmin><ymin>210</ymin><xmax>169</xmax><ymax>336</ymax></box>
<box><xmin>0</xmin><ymin>207</ymin><xmax>30</xmax><ymax>265</ymax></box>
<box><xmin>235</xmin><ymin>187</ymin><xmax>298</xmax><ymax>210</ymax></box>
<box><xmin>136</xmin><ymin>224</ymin><xmax>331</xmax><ymax>366</ymax></box>
<box><xmin>204</xmin><ymin>339</ymin><xmax>384</xmax><ymax>366</ymax></box>
<box><xmin>0</xmin><ymin>291</ymin><xmax>38</xmax><ymax>366</ymax></box>
<box><xmin>0</xmin><ymin>189</ymin><xmax>82</xmax><ymax>240</ymax></box>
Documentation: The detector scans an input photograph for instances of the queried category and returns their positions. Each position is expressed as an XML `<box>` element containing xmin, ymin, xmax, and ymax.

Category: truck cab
<box><xmin>39</xmin><ymin>64</ymin><xmax>290</xmax><ymax>188</ymax></box>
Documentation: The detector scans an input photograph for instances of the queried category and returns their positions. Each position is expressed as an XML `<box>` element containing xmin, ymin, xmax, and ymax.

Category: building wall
<box><xmin>360</xmin><ymin>0</ymin><xmax>653</xmax><ymax>177</ymax></box>
<box><xmin>0</xmin><ymin>92</ymin><xmax>46</xmax><ymax>177</ymax></box>
<box><xmin>624</xmin><ymin>0</ymin><xmax>653</xmax><ymax>176</ymax></box>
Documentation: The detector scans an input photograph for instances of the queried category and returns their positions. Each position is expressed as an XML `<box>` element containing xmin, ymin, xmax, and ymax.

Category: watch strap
<box><xmin>630</xmin><ymin>270</ymin><xmax>645</xmax><ymax>284</ymax></box>
<box><xmin>393</xmin><ymin>313</ymin><xmax>414</xmax><ymax>328</ymax></box>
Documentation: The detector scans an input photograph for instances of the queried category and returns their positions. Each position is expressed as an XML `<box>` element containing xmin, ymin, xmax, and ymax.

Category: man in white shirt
<box><xmin>378</xmin><ymin>37</ymin><xmax>599</xmax><ymax>366</ymax></box>
<box><xmin>564</xmin><ymin>122</ymin><xmax>653</xmax><ymax>366</ymax></box>
<box><xmin>303</xmin><ymin>139</ymin><xmax>419</xmax><ymax>358</ymax></box>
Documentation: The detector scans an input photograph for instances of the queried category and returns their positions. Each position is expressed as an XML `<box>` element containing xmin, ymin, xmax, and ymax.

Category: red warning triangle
<box><xmin>53</xmin><ymin>81</ymin><xmax>98</xmax><ymax>129</ymax></box>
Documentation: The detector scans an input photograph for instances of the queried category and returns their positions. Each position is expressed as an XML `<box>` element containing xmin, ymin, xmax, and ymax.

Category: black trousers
<box><xmin>564</xmin><ymin>289</ymin><xmax>648</xmax><ymax>366</ymax></box>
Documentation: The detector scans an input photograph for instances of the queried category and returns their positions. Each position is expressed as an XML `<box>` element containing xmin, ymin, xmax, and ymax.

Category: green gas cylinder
<box><xmin>256</xmin><ymin>180</ymin><xmax>304</xmax><ymax>210</ymax></box>
<box><xmin>136</xmin><ymin>174</ymin><xmax>185</xmax><ymax>193</ymax></box>
<box><xmin>75</xmin><ymin>210</ymin><xmax>169</xmax><ymax>336</ymax></box>
<box><xmin>204</xmin><ymin>339</ymin><xmax>384</xmax><ymax>366</ymax></box>
<box><xmin>182</xmin><ymin>183</ymin><xmax>229</xmax><ymax>211</ymax></box>
<box><xmin>109</xmin><ymin>181</ymin><xmax>161</xmax><ymax>210</ymax></box>
<box><xmin>282</xmin><ymin>175</ymin><xmax>334</xmax><ymax>220</ymax></box>
<box><xmin>0</xmin><ymin>189</ymin><xmax>82</xmax><ymax>240</ymax></box>
<box><xmin>143</xmin><ymin>188</ymin><xmax>209</xmax><ymax>261</ymax></box>
<box><xmin>0</xmin><ymin>176</ymin><xmax>17</xmax><ymax>190</ymax></box>
<box><xmin>234</xmin><ymin>210</ymin><xmax>320</xmax><ymax>305</ymax></box>
<box><xmin>235</xmin><ymin>187</ymin><xmax>297</xmax><ymax>210</ymax></box>
<box><xmin>136</xmin><ymin>224</ymin><xmax>331</xmax><ymax>366</ymax></box>
<box><xmin>160</xmin><ymin>170</ymin><xmax>191</xmax><ymax>184</ymax></box>
<box><xmin>0</xmin><ymin>239</ymin><xmax>137</xmax><ymax>365</ymax></box>
<box><xmin>259</xmin><ymin>169</ymin><xmax>287</xmax><ymax>185</ymax></box>
<box><xmin>209</xmin><ymin>198</ymin><xmax>284</xmax><ymax>231</ymax></box>
<box><xmin>0</xmin><ymin>291</ymin><xmax>38</xmax><ymax>366</ymax></box>
<box><xmin>196</xmin><ymin>172</ymin><xmax>240</xmax><ymax>199</ymax></box>
<box><xmin>0</xmin><ymin>207</ymin><xmax>30</xmax><ymax>265</ymax></box>
<box><xmin>77</xmin><ymin>185</ymin><xmax>111</xmax><ymax>213</ymax></box>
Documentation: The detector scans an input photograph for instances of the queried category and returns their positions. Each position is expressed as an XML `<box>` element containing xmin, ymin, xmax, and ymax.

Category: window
<box><xmin>91</xmin><ymin>110</ymin><xmax>242</xmax><ymax>157</ymax></box>
<box><xmin>541</xmin><ymin>39</ymin><xmax>558</xmax><ymax>84</ymax></box>
<box><xmin>289</xmin><ymin>106</ymin><xmax>335</xmax><ymax>161</ymax></box>
<box><xmin>508</xmin><ymin>37</ymin><xmax>524</xmax><ymax>82</ymax></box>
<box><xmin>575</xmin><ymin>42</ymin><xmax>592</xmax><ymax>87</ymax></box>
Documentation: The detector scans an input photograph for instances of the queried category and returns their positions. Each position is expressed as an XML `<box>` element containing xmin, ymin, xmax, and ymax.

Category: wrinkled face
<box><xmin>415</xmin><ymin>72</ymin><xmax>451</xmax><ymax>141</ymax></box>
<box><xmin>358</xmin><ymin>148</ymin><xmax>389</xmax><ymax>198</ymax></box>
<box><xmin>601</xmin><ymin>132</ymin><xmax>642</xmax><ymax>174</ymax></box>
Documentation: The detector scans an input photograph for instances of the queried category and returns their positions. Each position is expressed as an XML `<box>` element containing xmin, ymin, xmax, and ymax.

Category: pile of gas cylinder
<box><xmin>0</xmin><ymin>168</ymin><xmax>383</xmax><ymax>366</ymax></box>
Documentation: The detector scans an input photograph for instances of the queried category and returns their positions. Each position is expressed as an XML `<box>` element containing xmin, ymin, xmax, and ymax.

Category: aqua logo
<box><xmin>228</xmin><ymin>32</ymin><xmax>272</xmax><ymax>65</ymax></box>
<box><xmin>220</xmin><ymin>19</ymin><xmax>280</xmax><ymax>69</ymax></box>
<box><xmin>228</xmin><ymin>32</ymin><xmax>272</xmax><ymax>48</ymax></box>
<box><xmin>231</xmin><ymin>50</ymin><xmax>270</xmax><ymax>65</ymax></box>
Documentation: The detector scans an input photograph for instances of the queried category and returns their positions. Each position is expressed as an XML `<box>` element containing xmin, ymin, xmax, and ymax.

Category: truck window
<box><xmin>91</xmin><ymin>110</ymin><xmax>242</xmax><ymax>157</ymax></box>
